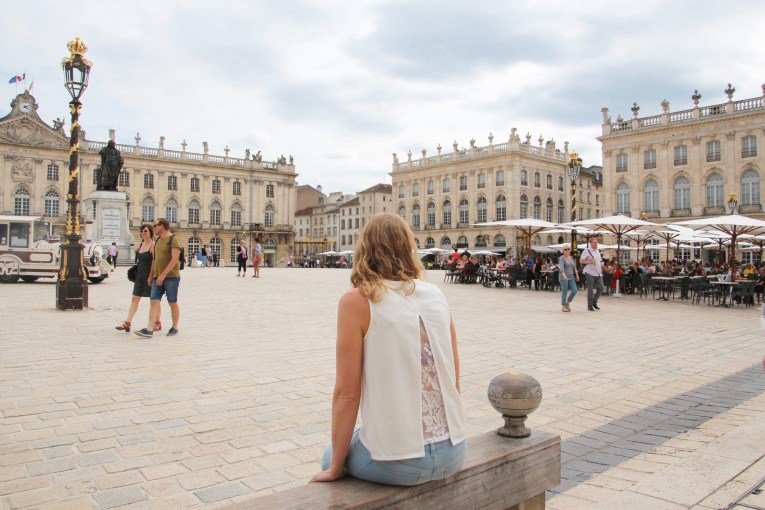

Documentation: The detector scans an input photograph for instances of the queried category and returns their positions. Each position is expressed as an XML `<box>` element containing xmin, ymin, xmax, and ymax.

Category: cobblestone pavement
<box><xmin>1</xmin><ymin>268</ymin><xmax>764</xmax><ymax>509</ymax></box>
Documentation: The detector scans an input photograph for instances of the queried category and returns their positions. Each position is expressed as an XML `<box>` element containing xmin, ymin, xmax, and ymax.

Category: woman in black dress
<box><xmin>116</xmin><ymin>224</ymin><xmax>156</xmax><ymax>333</ymax></box>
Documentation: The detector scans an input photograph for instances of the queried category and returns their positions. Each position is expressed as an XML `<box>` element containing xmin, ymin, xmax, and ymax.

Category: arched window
<box><xmin>442</xmin><ymin>178</ymin><xmax>451</xmax><ymax>192</ymax></box>
<box><xmin>644</xmin><ymin>179</ymin><xmax>659</xmax><ymax>213</ymax></box>
<box><xmin>442</xmin><ymin>200</ymin><xmax>452</xmax><ymax>226</ymax></box>
<box><xmin>143</xmin><ymin>173</ymin><xmax>154</xmax><ymax>189</ymax></box>
<box><xmin>165</xmin><ymin>198</ymin><xmax>178</xmax><ymax>223</ymax></box>
<box><xmin>398</xmin><ymin>184</ymin><xmax>405</xmax><ymax>198</ymax></box>
<box><xmin>741</xmin><ymin>169</ymin><xmax>761</xmax><ymax>205</ymax></box>
<box><xmin>616</xmin><ymin>182</ymin><xmax>630</xmax><ymax>214</ymax></box>
<box><xmin>188</xmin><ymin>236</ymin><xmax>200</xmax><ymax>258</ymax></box>
<box><xmin>440</xmin><ymin>236</ymin><xmax>452</xmax><ymax>248</ymax></box>
<box><xmin>233</xmin><ymin>181</ymin><xmax>241</xmax><ymax>196</ymax></box>
<box><xmin>47</xmin><ymin>163</ymin><xmax>59</xmax><ymax>181</ymax></box>
<box><xmin>210</xmin><ymin>201</ymin><xmax>222</xmax><ymax>225</ymax></box>
<box><xmin>397</xmin><ymin>205</ymin><xmax>406</xmax><ymax>219</ymax></box>
<box><xmin>546</xmin><ymin>235</ymin><xmax>553</xmax><ymax>245</ymax></box>
<box><xmin>167</xmin><ymin>175</ymin><xmax>177</xmax><ymax>191</ymax></box>
<box><xmin>457</xmin><ymin>235</ymin><xmax>468</xmax><ymax>246</ymax></box>
<box><xmin>673</xmin><ymin>176</ymin><xmax>690</xmax><ymax>210</ymax></box>
<box><xmin>190</xmin><ymin>177</ymin><xmax>200</xmax><ymax>193</ymax></box>
<box><xmin>520</xmin><ymin>194</ymin><xmax>528</xmax><ymax>219</ymax></box>
<box><xmin>425</xmin><ymin>237</ymin><xmax>435</xmax><ymax>248</ymax></box>
<box><xmin>557</xmin><ymin>199</ymin><xmax>564</xmax><ymax>223</ymax></box>
<box><xmin>496</xmin><ymin>194</ymin><xmax>507</xmax><ymax>221</ymax></box>
<box><xmin>533</xmin><ymin>196</ymin><xmax>541</xmax><ymax>219</ymax></box>
<box><xmin>494</xmin><ymin>234</ymin><xmax>506</xmax><ymax>247</ymax></box>
<box><xmin>459</xmin><ymin>198</ymin><xmax>469</xmax><ymax>224</ymax></box>
<box><xmin>475</xmin><ymin>234</ymin><xmax>487</xmax><ymax>247</ymax></box>
<box><xmin>477</xmin><ymin>173</ymin><xmax>486</xmax><ymax>188</ymax></box>
<box><xmin>426</xmin><ymin>202</ymin><xmax>436</xmax><ymax>226</ymax></box>
<box><xmin>209</xmin><ymin>237</ymin><xmax>222</xmax><ymax>259</ymax></box>
<box><xmin>412</xmin><ymin>203</ymin><xmax>421</xmax><ymax>228</ymax></box>
<box><xmin>477</xmin><ymin>196</ymin><xmax>487</xmax><ymax>223</ymax></box>
<box><xmin>141</xmin><ymin>196</ymin><xmax>155</xmax><ymax>222</ymax></box>
<box><xmin>188</xmin><ymin>199</ymin><xmax>200</xmax><ymax>224</ymax></box>
<box><xmin>118</xmin><ymin>171</ymin><xmax>130</xmax><ymax>187</ymax></box>
<box><xmin>230</xmin><ymin>237</ymin><xmax>241</xmax><ymax>263</ymax></box>
<box><xmin>231</xmin><ymin>203</ymin><xmax>242</xmax><ymax>226</ymax></box>
<box><xmin>706</xmin><ymin>173</ymin><xmax>724</xmax><ymax>208</ymax></box>
<box><xmin>545</xmin><ymin>198</ymin><xmax>553</xmax><ymax>222</ymax></box>
<box><xmin>44</xmin><ymin>190</ymin><xmax>60</xmax><ymax>217</ymax></box>
<box><xmin>264</xmin><ymin>204</ymin><xmax>275</xmax><ymax>227</ymax></box>
<box><xmin>212</xmin><ymin>179</ymin><xmax>221</xmax><ymax>194</ymax></box>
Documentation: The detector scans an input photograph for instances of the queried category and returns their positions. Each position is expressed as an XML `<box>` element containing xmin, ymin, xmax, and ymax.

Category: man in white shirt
<box><xmin>580</xmin><ymin>237</ymin><xmax>604</xmax><ymax>311</ymax></box>
<box><xmin>106</xmin><ymin>242</ymin><xmax>118</xmax><ymax>267</ymax></box>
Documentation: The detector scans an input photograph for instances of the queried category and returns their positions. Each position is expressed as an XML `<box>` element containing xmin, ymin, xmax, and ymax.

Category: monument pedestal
<box><xmin>86</xmin><ymin>190</ymin><xmax>133</xmax><ymax>265</ymax></box>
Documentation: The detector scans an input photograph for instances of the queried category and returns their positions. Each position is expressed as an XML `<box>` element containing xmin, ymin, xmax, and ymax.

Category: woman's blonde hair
<box><xmin>350</xmin><ymin>213</ymin><xmax>424</xmax><ymax>302</ymax></box>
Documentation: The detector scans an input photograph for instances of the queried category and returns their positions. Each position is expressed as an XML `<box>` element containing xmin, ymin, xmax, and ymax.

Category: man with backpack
<box><xmin>135</xmin><ymin>218</ymin><xmax>184</xmax><ymax>337</ymax></box>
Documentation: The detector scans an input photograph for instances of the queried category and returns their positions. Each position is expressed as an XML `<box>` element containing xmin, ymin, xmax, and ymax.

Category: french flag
<box><xmin>8</xmin><ymin>73</ymin><xmax>25</xmax><ymax>84</ymax></box>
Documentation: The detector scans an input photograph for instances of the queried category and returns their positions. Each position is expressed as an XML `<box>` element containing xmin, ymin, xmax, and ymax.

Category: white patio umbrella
<box><xmin>624</xmin><ymin>230</ymin><xmax>656</xmax><ymax>260</ymax></box>
<box><xmin>318</xmin><ymin>251</ymin><xmax>338</xmax><ymax>256</ymax></box>
<box><xmin>673</xmin><ymin>214</ymin><xmax>765</xmax><ymax>268</ymax></box>
<box><xmin>337</xmin><ymin>250</ymin><xmax>354</xmax><ymax>256</ymax></box>
<box><xmin>474</xmin><ymin>218</ymin><xmax>557</xmax><ymax>258</ymax></box>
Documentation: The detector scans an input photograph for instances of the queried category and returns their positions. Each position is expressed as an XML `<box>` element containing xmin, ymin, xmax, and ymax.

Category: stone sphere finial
<box><xmin>488</xmin><ymin>373</ymin><xmax>543</xmax><ymax>438</ymax></box>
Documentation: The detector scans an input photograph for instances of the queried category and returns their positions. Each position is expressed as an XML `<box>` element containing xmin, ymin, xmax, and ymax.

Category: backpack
<box><xmin>168</xmin><ymin>235</ymin><xmax>186</xmax><ymax>270</ymax></box>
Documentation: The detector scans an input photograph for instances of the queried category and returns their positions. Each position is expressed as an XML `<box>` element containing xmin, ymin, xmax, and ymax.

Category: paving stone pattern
<box><xmin>1</xmin><ymin>268</ymin><xmax>764</xmax><ymax>509</ymax></box>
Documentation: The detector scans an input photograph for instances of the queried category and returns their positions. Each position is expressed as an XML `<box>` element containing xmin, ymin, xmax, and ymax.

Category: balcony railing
<box><xmin>703</xmin><ymin>206</ymin><xmax>725</xmax><ymax>216</ymax></box>
<box><xmin>742</xmin><ymin>149</ymin><xmax>757</xmax><ymax>158</ymax></box>
<box><xmin>670</xmin><ymin>208</ymin><xmax>692</xmax><ymax>217</ymax></box>
<box><xmin>740</xmin><ymin>203</ymin><xmax>763</xmax><ymax>213</ymax></box>
<box><xmin>643</xmin><ymin>210</ymin><xmax>661</xmax><ymax>219</ymax></box>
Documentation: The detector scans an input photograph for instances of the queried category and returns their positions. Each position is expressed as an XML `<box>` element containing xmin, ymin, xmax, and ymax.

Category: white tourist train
<box><xmin>0</xmin><ymin>215</ymin><xmax>112</xmax><ymax>284</ymax></box>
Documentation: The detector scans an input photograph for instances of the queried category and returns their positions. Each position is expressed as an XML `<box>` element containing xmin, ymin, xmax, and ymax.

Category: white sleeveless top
<box><xmin>359</xmin><ymin>279</ymin><xmax>467</xmax><ymax>460</ymax></box>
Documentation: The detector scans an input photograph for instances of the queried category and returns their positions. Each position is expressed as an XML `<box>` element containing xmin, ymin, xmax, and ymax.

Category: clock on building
<box><xmin>19</xmin><ymin>102</ymin><xmax>32</xmax><ymax>113</ymax></box>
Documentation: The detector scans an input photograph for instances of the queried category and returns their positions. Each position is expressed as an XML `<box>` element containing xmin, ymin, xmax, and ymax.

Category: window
<box><xmin>442</xmin><ymin>200</ymin><xmax>452</xmax><ymax>226</ymax></box>
<box><xmin>616</xmin><ymin>153</ymin><xmax>628</xmax><ymax>172</ymax></box>
<box><xmin>188</xmin><ymin>199</ymin><xmax>200</xmax><ymax>224</ymax></box>
<box><xmin>397</xmin><ymin>206</ymin><xmax>405</xmax><ymax>220</ymax></box>
<box><xmin>212</xmin><ymin>179</ymin><xmax>221</xmax><ymax>194</ymax></box>
<box><xmin>616</xmin><ymin>183</ymin><xmax>630</xmax><ymax>214</ymax></box>
<box><xmin>442</xmin><ymin>178</ymin><xmax>450</xmax><ymax>193</ymax></box>
<box><xmin>118</xmin><ymin>171</ymin><xmax>129</xmax><ymax>187</ymax></box>
<box><xmin>545</xmin><ymin>198</ymin><xmax>553</xmax><ymax>222</ymax></box>
<box><xmin>233</xmin><ymin>181</ymin><xmax>241</xmax><ymax>196</ymax></box>
<box><xmin>557</xmin><ymin>176</ymin><xmax>563</xmax><ymax>191</ymax></box>
<box><xmin>741</xmin><ymin>169</ymin><xmax>761</xmax><ymax>205</ymax></box>
<box><xmin>230</xmin><ymin>238</ymin><xmax>241</xmax><ymax>263</ymax></box>
<box><xmin>457</xmin><ymin>235</ymin><xmax>468</xmax><ymax>246</ymax></box>
<box><xmin>427</xmin><ymin>202</ymin><xmax>436</xmax><ymax>226</ymax></box>
<box><xmin>673</xmin><ymin>176</ymin><xmax>691</xmax><ymax>209</ymax></box>
<box><xmin>520</xmin><ymin>170</ymin><xmax>528</xmax><ymax>186</ymax></box>
<box><xmin>47</xmin><ymin>163</ymin><xmax>59</xmax><ymax>181</ymax></box>
<box><xmin>92</xmin><ymin>168</ymin><xmax>100</xmax><ymax>185</ymax></box>
<box><xmin>264</xmin><ymin>204</ymin><xmax>275</xmax><ymax>227</ymax></box>
<box><xmin>425</xmin><ymin>237</ymin><xmax>435</xmax><ymax>248</ymax></box>
<box><xmin>210</xmin><ymin>201</ymin><xmax>222</xmax><ymax>225</ymax></box>
<box><xmin>188</xmin><ymin>236</ymin><xmax>200</xmax><ymax>258</ymax></box>
<box><xmin>674</xmin><ymin>145</ymin><xmax>687</xmax><ymax>166</ymax></box>
<box><xmin>167</xmin><ymin>175</ymin><xmax>177</xmax><ymax>191</ymax></box>
<box><xmin>398</xmin><ymin>184</ymin><xmax>405</xmax><ymax>198</ymax></box>
<box><xmin>477</xmin><ymin>196</ymin><xmax>487</xmax><ymax>223</ymax></box>
<box><xmin>144</xmin><ymin>173</ymin><xmax>154</xmax><ymax>189</ymax></box>
<box><xmin>9</xmin><ymin>222</ymin><xmax>29</xmax><ymax>248</ymax></box>
<box><xmin>557</xmin><ymin>199</ymin><xmax>564</xmax><ymax>223</ymax></box>
<box><xmin>475</xmin><ymin>235</ymin><xmax>487</xmax><ymax>247</ymax></box>
<box><xmin>440</xmin><ymin>236</ymin><xmax>452</xmax><ymax>248</ymax></box>
<box><xmin>533</xmin><ymin>172</ymin><xmax>540</xmax><ymax>188</ymax></box>
<box><xmin>209</xmin><ymin>237</ymin><xmax>221</xmax><ymax>260</ymax></box>
<box><xmin>141</xmin><ymin>197</ymin><xmax>155</xmax><ymax>222</ymax></box>
<box><xmin>477</xmin><ymin>173</ymin><xmax>486</xmax><ymax>189</ymax></box>
<box><xmin>644</xmin><ymin>149</ymin><xmax>657</xmax><ymax>169</ymax></box>
<box><xmin>165</xmin><ymin>198</ymin><xmax>178</xmax><ymax>223</ymax></box>
<box><xmin>706</xmin><ymin>173</ymin><xmax>724</xmax><ymax>208</ymax></box>
<box><xmin>266</xmin><ymin>184</ymin><xmax>275</xmax><ymax>198</ymax></box>
<box><xmin>190</xmin><ymin>177</ymin><xmax>200</xmax><ymax>192</ymax></box>
<box><xmin>412</xmin><ymin>183</ymin><xmax>420</xmax><ymax>197</ymax></box>
<box><xmin>493</xmin><ymin>234</ymin><xmax>506</xmax><ymax>247</ymax></box>
<box><xmin>496</xmin><ymin>194</ymin><xmax>506</xmax><ymax>221</ymax></box>
<box><xmin>644</xmin><ymin>179</ymin><xmax>659</xmax><ymax>213</ymax></box>
<box><xmin>44</xmin><ymin>190</ymin><xmax>59</xmax><ymax>217</ymax></box>
<box><xmin>354</xmin><ymin>218</ymin><xmax>359</xmax><ymax>228</ymax></box>
<box><xmin>496</xmin><ymin>170</ymin><xmax>505</xmax><ymax>186</ymax></box>
<box><xmin>546</xmin><ymin>174</ymin><xmax>552</xmax><ymax>190</ymax></box>
<box><xmin>427</xmin><ymin>180</ymin><xmax>434</xmax><ymax>195</ymax></box>
<box><xmin>459</xmin><ymin>176</ymin><xmax>467</xmax><ymax>190</ymax></box>
<box><xmin>458</xmin><ymin>199</ymin><xmax>469</xmax><ymax>224</ymax></box>
<box><xmin>520</xmin><ymin>195</ymin><xmax>528</xmax><ymax>219</ymax></box>
<box><xmin>706</xmin><ymin>140</ymin><xmax>721</xmax><ymax>162</ymax></box>
<box><xmin>231</xmin><ymin>203</ymin><xmax>242</xmax><ymax>226</ymax></box>
<box><xmin>533</xmin><ymin>196</ymin><xmax>541</xmax><ymax>219</ymax></box>
<box><xmin>341</xmin><ymin>235</ymin><xmax>346</xmax><ymax>245</ymax></box>
<box><xmin>412</xmin><ymin>203</ymin><xmax>420</xmax><ymax>228</ymax></box>
<box><xmin>742</xmin><ymin>135</ymin><xmax>757</xmax><ymax>158</ymax></box>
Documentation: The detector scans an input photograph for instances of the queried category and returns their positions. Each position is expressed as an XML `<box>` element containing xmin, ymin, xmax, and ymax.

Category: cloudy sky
<box><xmin>3</xmin><ymin>0</ymin><xmax>765</xmax><ymax>193</ymax></box>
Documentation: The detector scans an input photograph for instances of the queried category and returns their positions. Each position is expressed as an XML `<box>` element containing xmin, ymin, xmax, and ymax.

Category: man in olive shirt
<box><xmin>135</xmin><ymin>218</ymin><xmax>181</xmax><ymax>337</ymax></box>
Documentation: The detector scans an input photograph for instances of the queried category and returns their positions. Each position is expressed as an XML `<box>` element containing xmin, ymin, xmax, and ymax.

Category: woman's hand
<box><xmin>309</xmin><ymin>469</ymin><xmax>344</xmax><ymax>483</ymax></box>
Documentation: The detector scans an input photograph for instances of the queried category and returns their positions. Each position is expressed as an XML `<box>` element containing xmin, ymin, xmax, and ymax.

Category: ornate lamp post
<box><xmin>56</xmin><ymin>38</ymin><xmax>92</xmax><ymax>310</ymax></box>
<box><xmin>567</xmin><ymin>151</ymin><xmax>582</xmax><ymax>263</ymax></box>
<box><xmin>727</xmin><ymin>192</ymin><xmax>738</xmax><ymax>267</ymax></box>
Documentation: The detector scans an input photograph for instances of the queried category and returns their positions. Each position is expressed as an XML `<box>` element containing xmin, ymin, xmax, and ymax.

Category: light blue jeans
<box><xmin>560</xmin><ymin>277</ymin><xmax>578</xmax><ymax>306</ymax></box>
<box><xmin>321</xmin><ymin>429</ymin><xmax>467</xmax><ymax>486</ymax></box>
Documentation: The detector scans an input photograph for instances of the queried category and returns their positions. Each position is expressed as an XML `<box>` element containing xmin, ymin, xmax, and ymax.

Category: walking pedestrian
<box><xmin>107</xmin><ymin>242</ymin><xmax>119</xmax><ymax>267</ymax></box>
<box><xmin>115</xmin><ymin>224</ymin><xmax>158</xmax><ymax>332</ymax></box>
<box><xmin>580</xmin><ymin>237</ymin><xmax>604</xmax><ymax>311</ymax></box>
<box><xmin>558</xmin><ymin>244</ymin><xmax>579</xmax><ymax>312</ymax></box>
<box><xmin>236</xmin><ymin>240</ymin><xmax>248</xmax><ymax>276</ymax></box>
<box><xmin>134</xmin><ymin>218</ymin><xmax>181</xmax><ymax>337</ymax></box>
<box><xmin>252</xmin><ymin>238</ymin><xmax>262</xmax><ymax>278</ymax></box>
<box><xmin>205</xmin><ymin>245</ymin><xmax>213</xmax><ymax>268</ymax></box>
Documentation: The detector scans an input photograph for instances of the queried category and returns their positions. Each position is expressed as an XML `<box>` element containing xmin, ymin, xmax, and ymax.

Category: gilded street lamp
<box><xmin>567</xmin><ymin>151</ymin><xmax>582</xmax><ymax>263</ymax></box>
<box><xmin>56</xmin><ymin>38</ymin><xmax>92</xmax><ymax>310</ymax></box>
<box><xmin>727</xmin><ymin>192</ymin><xmax>738</xmax><ymax>267</ymax></box>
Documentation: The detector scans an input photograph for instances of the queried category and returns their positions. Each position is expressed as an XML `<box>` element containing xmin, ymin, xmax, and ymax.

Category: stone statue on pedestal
<box><xmin>97</xmin><ymin>140</ymin><xmax>124</xmax><ymax>191</ymax></box>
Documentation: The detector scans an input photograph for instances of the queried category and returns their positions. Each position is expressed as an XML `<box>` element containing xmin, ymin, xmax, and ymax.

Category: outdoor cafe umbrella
<box><xmin>623</xmin><ymin>230</ymin><xmax>655</xmax><ymax>260</ymax></box>
<box><xmin>475</xmin><ymin>218</ymin><xmax>557</xmax><ymax>258</ymax></box>
<box><xmin>673</xmin><ymin>214</ymin><xmax>765</xmax><ymax>270</ymax></box>
<box><xmin>318</xmin><ymin>251</ymin><xmax>339</xmax><ymax>256</ymax></box>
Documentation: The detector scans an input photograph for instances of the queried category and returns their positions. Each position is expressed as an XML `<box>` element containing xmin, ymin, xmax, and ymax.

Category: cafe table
<box><xmin>709</xmin><ymin>281</ymin><xmax>738</xmax><ymax>308</ymax></box>
<box><xmin>652</xmin><ymin>276</ymin><xmax>675</xmax><ymax>301</ymax></box>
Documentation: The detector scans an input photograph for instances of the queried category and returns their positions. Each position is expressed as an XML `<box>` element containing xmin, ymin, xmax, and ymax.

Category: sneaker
<box><xmin>167</xmin><ymin>327</ymin><xmax>179</xmax><ymax>336</ymax></box>
<box><xmin>588</xmin><ymin>306</ymin><xmax>594</xmax><ymax>311</ymax></box>
<box><xmin>134</xmin><ymin>328</ymin><xmax>153</xmax><ymax>338</ymax></box>
<box><xmin>593</xmin><ymin>303</ymin><xmax>600</xmax><ymax>310</ymax></box>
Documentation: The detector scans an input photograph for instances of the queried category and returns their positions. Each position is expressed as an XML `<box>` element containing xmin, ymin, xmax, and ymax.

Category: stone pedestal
<box><xmin>86</xmin><ymin>190</ymin><xmax>133</xmax><ymax>265</ymax></box>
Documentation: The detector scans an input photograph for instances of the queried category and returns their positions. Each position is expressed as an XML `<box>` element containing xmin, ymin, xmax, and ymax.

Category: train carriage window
<box><xmin>0</xmin><ymin>224</ymin><xmax>7</xmax><ymax>245</ymax></box>
<box><xmin>33</xmin><ymin>221</ymin><xmax>51</xmax><ymax>242</ymax></box>
<box><xmin>10</xmin><ymin>222</ymin><xmax>30</xmax><ymax>248</ymax></box>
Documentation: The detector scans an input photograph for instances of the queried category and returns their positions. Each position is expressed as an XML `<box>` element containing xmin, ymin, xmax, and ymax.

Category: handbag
<box><xmin>127</xmin><ymin>264</ymin><xmax>138</xmax><ymax>282</ymax></box>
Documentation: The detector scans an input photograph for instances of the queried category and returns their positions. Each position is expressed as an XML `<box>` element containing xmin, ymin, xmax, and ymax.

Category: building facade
<box><xmin>391</xmin><ymin>133</ymin><xmax>572</xmax><ymax>254</ymax></box>
<box><xmin>0</xmin><ymin>91</ymin><xmax>297</xmax><ymax>266</ymax></box>
<box><xmin>599</xmin><ymin>84</ymin><xmax>765</xmax><ymax>223</ymax></box>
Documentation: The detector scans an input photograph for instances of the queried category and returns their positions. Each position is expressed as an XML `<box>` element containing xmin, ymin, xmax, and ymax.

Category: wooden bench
<box><xmin>227</xmin><ymin>430</ymin><xmax>560</xmax><ymax>509</ymax></box>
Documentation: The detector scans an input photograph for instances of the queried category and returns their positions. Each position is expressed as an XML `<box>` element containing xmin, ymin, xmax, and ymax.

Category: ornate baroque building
<box><xmin>391</xmin><ymin>133</ymin><xmax>573</xmax><ymax>254</ymax></box>
<box><xmin>0</xmin><ymin>91</ymin><xmax>297</xmax><ymax>266</ymax></box>
<box><xmin>599</xmin><ymin>84</ymin><xmax>765</xmax><ymax>222</ymax></box>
